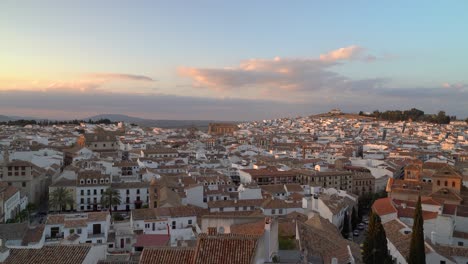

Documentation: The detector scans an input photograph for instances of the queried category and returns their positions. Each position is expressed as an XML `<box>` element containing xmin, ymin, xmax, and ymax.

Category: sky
<box><xmin>1</xmin><ymin>0</ymin><xmax>467</xmax><ymax>120</ymax></box>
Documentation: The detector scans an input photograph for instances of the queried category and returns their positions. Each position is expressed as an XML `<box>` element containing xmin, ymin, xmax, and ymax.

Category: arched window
<box><xmin>437</xmin><ymin>180</ymin><xmax>440</xmax><ymax>186</ymax></box>
<box><xmin>452</xmin><ymin>182</ymin><xmax>455</xmax><ymax>187</ymax></box>
<box><xmin>444</xmin><ymin>181</ymin><xmax>448</xmax><ymax>187</ymax></box>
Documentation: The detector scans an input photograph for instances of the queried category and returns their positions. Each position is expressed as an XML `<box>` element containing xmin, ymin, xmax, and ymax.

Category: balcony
<box><xmin>88</xmin><ymin>232</ymin><xmax>106</xmax><ymax>239</ymax></box>
<box><xmin>45</xmin><ymin>233</ymin><xmax>64</xmax><ymax>241</ymax></box>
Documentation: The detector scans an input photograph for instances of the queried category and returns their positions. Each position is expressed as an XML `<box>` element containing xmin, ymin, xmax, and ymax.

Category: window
<box><xmin>80</xmin><ymin>179</ymin><xmax>85</xmax><ymax>185</ymax></box>
<box><xmin>81</xmin><ymin>190</ymin><xmax>84</xmax><ymax>195</ymax></box>
<box><xmin>87</xmin><ymin>179</ymin><xmax>91</xmax><ymax>184</ymax></box>
<box><xmin>145</xmin><ymin>223</ymin><xmax>150</xmax><ymax>228</ymax></box>
<box><xmin>94</xmin><ymin>189</ymin><xmax>97</xmax><ymax>195</ymax></box>
<box><xmin>93</xmin><ymin>179</ymin><xmax>97</xmax><ymax>184</ymax></box>
<box><xmin>271</xmin><ymin>209</ymin><xmax>276</xmax><ymax>215</ymax></box>
<box><xmin>97</xmin><ymin>239</ymin><xmax>102</xmax><ymax>244</ymax></box>
<box><xmin>279</xmin><ymin>209</ymin><xmax>283</xmax><ymax>214</ymax></box>
<box><xmin>452</xmin><ymin>182</ymin><xmax>456</xmax><ymax>187</ymax></box>
<box><xmin>80</xmin><ymin>198</ymin><xmax>84</xmax><ymax>203</ymax></box>
<box><xmin>458</xmin><ymin>241</ymin><xmax>464</xmax><ymax>246</ymax></box>
<box><xmin>126</xmin><ymin>189</ymin><xmax>130</xmax><ymax>195</ymax></box>
<box><xmin>188</xmin><ymin>219</ymin><xmax>192</xmax><ymax>225</ymax></box>
<box><xmin>87</xmin><ymin>190</ymin><xmax>91</xmax><ymax>195</ymax></box>
<box><xmin>137</xmin><ymin>189</ymin><xmax>140</xmax><ymax>194</ymax></box>
<box><xmin>51</xmin><ymin>227</ymin><xmax>60</xmax><ymax>238</ymax></box>
<box><xmin>172</xmin><ymin>221</ymin><xmax>176</xmax><ymax>229</ymax></box>
<box><xmin>440</xmin><ymin>261</ymin><xmax>446</xmax><ymax>264</ymax></box>
<box><xmin>108</xmin><ymin>244</ymin><xmax>114</xmax><ymax>248</ymax></box>
<box><xmin>22</xmin><ymin>182</ymin><xmax>26</xmax><ymax>187</ymax></box>
<box><xmin>101</xmin><ymin>189</ymin><xmax>104</xmax><ymax>194</ymax></box>
<box><xmin>437</xmin><ymin>180</ymin><xmax>440</xmax><ymax>186</ymax></box>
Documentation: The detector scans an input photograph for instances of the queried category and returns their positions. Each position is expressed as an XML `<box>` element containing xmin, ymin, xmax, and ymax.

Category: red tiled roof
<box><xmin>397</xmin><ymin>207</ymin><xmax>438</xmax><ymax>220</ymax></box>
<box><xmin>442</xmin><ymin>204</ymin><xmax>457</xmax><ymax>215</ymax></box>
<box><xmin>372</xmin><ymin>197</ymin><xmax>397</xmax><ymax>216</ymax></box>
<box><xmin>134</xmin><ymin>234</ymin><xmax>170</xmax><ymax>248</ymax></box>
<box><xmin>192</xmin><ymin>234</ymin><xmax>259</xmax><ymax>264</ymax></box>
<box><xmin>140</xmin><ymin>247</ymin><xmax>194</xmax><ymax>264</ymax></box>
<box><xmin>4</xmin><ymin>245</ymin><xmax>91</xmax><ymax>264</ymax></box>
<box><xmin>230</xmin><ymin>220</ymin><xmax>265</xmax><ymax>236</ymax></box>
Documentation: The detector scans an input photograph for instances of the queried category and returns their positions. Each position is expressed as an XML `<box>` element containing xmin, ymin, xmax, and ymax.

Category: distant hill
<box><xmin>0</xmin><ymin>115</ymin><xmax>12</xmax><ymax>122</ymax></box>
<box><xmin>311</xmin><ymin>112</ymin><xmax>375</xmax><ymax>120</ymax></box>
<box><xmin>86</xmin><ymin>114</ymin><xmax>237</xmax><ymax>129</ymax></box>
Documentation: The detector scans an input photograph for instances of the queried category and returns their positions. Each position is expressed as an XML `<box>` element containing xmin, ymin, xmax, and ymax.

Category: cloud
<box><xmin>0</xmin><ymin>87</ymin><xmax>466</xmax><ymax>120</ymax></box>
<box><xmin>84</xmin><ymin>73</ymin><xmax>155</xmax><ymax>82</ymax></box>
<box><xmin>442</xmin><ymin>82</ymin><xmax>467</xmax><ymax>91</ymax></box>
<box><xmin>179</xmin><ymin>45</ymin><xmax>379</xmax><ymax>96</ymax></box>
<box><xmin>0</xmin><ymin>72</ymin><xmax>156</xmax><ymax>93</ymax></box>
<box><xmin>319</xmin><ymin>45</ymin><xmax>364</xmax><ymax>61</ymax></box>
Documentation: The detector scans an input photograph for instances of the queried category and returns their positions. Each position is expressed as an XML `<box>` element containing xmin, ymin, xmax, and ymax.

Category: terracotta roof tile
<box><xmin>192</xmin><ymin>234</ymin><xmax>259</xmax><ymax>264</ymax></box>
<box><xmin>372</xmin><ymin>197</ymin><xmax>397</xmax><ymax>216</ymax></box>
<box><xmin>4</xmin><ymin>245</ymin><xmax>91</xmax><ymax>264</ymax></box>
<box><xmin>140</xmin><ymin>247</ymin><xmax>194</xmax><ymax>264</ymax></box>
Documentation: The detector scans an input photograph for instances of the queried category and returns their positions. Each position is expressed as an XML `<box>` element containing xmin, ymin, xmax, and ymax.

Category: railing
<box><xmin>87</xmin><ymin>233</ymin><xmax>106</xmax><ymax>239</ymax></box>
<box><xmin>45</xmin><ymin>233</ymin><xmax>64</xmax><ymax>241</ymax></box>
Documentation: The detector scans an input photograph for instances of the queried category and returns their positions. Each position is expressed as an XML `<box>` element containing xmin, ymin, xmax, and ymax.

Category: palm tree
<box><xmin>100</xmin><ymin>188</ymin><xmax>121</xmax><ymax>216</ymax></box>
<box><xmin>49</xmin><ymin>187</ymin><xmax>74</xmax><ymax>213</ymax></box>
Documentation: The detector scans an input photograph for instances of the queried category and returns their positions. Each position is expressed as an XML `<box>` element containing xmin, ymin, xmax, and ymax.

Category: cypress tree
<box><xmin>362</xmin><ymin>211</ymin><xmax>392</xmax><ymax>264</ymax></box>
<box><xmin>341</xmin><ymin>212</ymin><xmax>350</xmax><ymax>238</ymax></box>
<box><xmin>351</xmin><ymin>207</ymin><xmax>359</xmax><ymax>230</ymax></box>
<box><xmin>408</xmin><ymin>196</ymin><xmax>426</xmax><ymax>264</ymax></box>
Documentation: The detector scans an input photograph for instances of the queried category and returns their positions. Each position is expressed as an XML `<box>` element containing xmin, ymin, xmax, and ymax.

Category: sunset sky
<box><xmin>1</xmin><ymin>1</ymin><xmax>467</xmax><ymax>120</ymax></box>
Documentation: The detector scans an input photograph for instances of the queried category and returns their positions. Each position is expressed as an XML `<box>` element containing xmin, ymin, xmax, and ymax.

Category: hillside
<box><xmin>86</xmin><ymin>114</ymin><xmax>235</xmax><ymax>129</ymax></box>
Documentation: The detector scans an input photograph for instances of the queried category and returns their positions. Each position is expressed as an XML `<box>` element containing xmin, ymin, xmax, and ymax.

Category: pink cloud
<box><xmin>0</xmin><ymin>72</ymin><xmax>155</xmax><ymax>93</ymax></box>
<box><xmin>85</xmin><ymin>73</ymin><xmax>154</xmax><ymax>82</ymax></box>
<box><xmin>178</xmin><ymin>45</ymin><xmax>381</xmax><ymax>97</ymax></box>
<box><xmin>319</xmin><ymin>45</ymin><xmax>364</xmax><ymax>61</ymax></box>
<box><xmin>442</xmin><ymin>82</ymin><xmax>467</xmax><ymax>91</ymax></box>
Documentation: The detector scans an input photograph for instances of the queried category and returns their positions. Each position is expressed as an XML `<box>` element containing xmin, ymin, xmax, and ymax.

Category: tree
<box><xmin>49</xmin><ymin>187</ymin><xmax>74</xmax><ymax>213</ymax></box>
<box><xmin>341</xmin><ymin>212</ymin><xmax>350</xmax><ymax>238</ymax></box>
<box><xmin>408</xmin><ymin>196</ymin><xmax>426</xmax><ymax>264</ymax></box>
<box><xmin>351</xmin><ymin>207</ymin><xmax>359</xmax><ymax>230</ymax></box>
<box><xmin>362</xmin><ymin>211</ymin><xmax>392</xmax><ymax>264</ymax></box>
<box><xmin>101</xmin><ymin>188</ymin><xmax>121</xmax><ymax>216</ymax></box>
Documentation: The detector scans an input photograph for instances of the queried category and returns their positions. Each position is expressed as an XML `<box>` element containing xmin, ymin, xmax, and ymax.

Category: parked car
<box><xmin>358</xmin><ymin>223</ymin><xmax>365</xmax><ymax>230</ymax></box>
<box><xmin>353</xmin><ymin>230</ymin><xmax>360</xmax><ymax>236</ymax></box>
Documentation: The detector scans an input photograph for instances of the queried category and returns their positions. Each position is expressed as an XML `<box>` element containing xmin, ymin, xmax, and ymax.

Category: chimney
<box><xmin>0</xmin><ymin>238</ymin><xmax>10</xmax><ymax>262</ymax></box>
<box><xmin>2</xmin><ymin>146</ymin><xmax>9</xmax><ymax>165</ymax></box>
<box><xmin>208</xmin><ymin>227</ymin><xmax>217</xmax><ymax>236</ymax></box>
